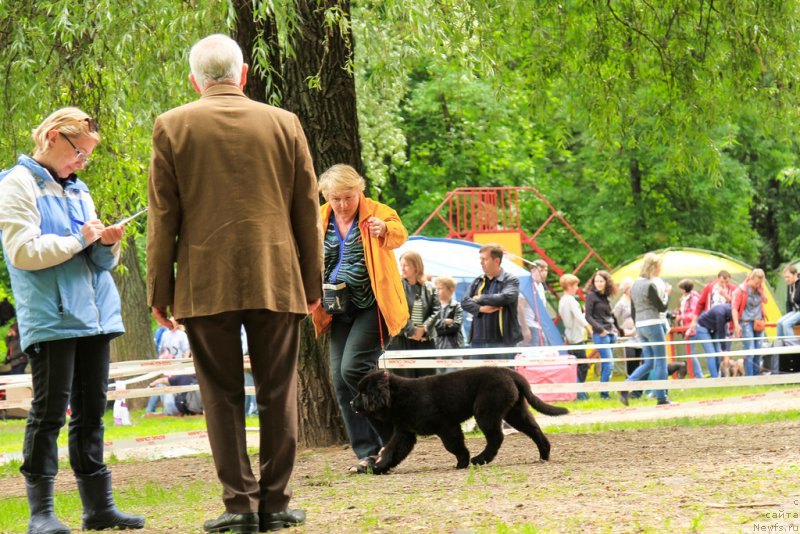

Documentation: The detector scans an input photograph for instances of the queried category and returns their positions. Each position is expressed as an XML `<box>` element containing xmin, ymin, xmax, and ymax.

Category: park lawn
<box><xmin>0</xmin><ymin>383</ymin><xmax>796</xmax><ymax>454</ymax></box>
<box><xmin>561</xmin><ymin>381</ymin><xmax>799</xmax><ymax>412</ymax></box>
<box><xmin>0</xmin><ymin>419</ymin><xmax>798</xmax><ymax>533</ymax></box>
<box><xmin>0</xmin><ymin>411</ymin><xmax>260</xmax><ymax>455</ymax></box>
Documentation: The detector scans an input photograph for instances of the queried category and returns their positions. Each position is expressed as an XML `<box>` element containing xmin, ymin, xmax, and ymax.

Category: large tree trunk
<box><xmin>232</xmin><ymin>0</ymin><xmax>283</xmax><ymax>103</ymax></box>
<box><xmin>233</xmin><ymin>0</ymin><xmax>356</xmax><ymax>448</ymax></box>
<box><xmin>110</xmin><ymin>236</ymin><xmax>155</xmax><ymax>410</ymax></box>
<box><xmin>284</xmin><ymin>0</ymin><xmax>364</xmax><ymax>178</ymax></box>
<box><xmin>297</xmin><ymin>318</ymin><xmax>347</xmax><ymax>445</ymax></box>
<box><xmin>110</xmin><ymin>236</ymin><xmax>155</xmax><ymax>362</ymax></box>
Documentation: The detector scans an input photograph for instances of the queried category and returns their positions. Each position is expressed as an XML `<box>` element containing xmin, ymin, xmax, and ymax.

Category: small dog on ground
<box><xmin>350</xmin><ymin>366</ymin><xmax>569</xmax><ymax>474</ymax></box>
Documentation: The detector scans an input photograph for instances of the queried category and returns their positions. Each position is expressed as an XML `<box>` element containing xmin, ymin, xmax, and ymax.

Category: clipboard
<box><xmin>116</xmin><ymin>207</ymin><xmax>148</xmax><ymax>226</ymax></box>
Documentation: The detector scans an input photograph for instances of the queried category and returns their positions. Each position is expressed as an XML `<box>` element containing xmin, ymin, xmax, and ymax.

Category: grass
<box><xmin>559</xmin><ymin>382</ymin><xmax>797</xmax><ymax>412</ymax></box>
<box><xmin>1</xmin><ymin>383</ymin><xmax>795</xmax><ymax>457</ymax></box>
<box><xmin>545</xmin><ymin>410</ymin><xmax>800</xmax><ymax>434</ymax></box>
<box><xmin>0</xmin><ymin>410</ymin><xmax>260</xmax><ymax>454</ymax></box>
<box><xmin>0</xmin><ymin>479</ymin><xmax>218</xmax><ymax>533</ymax></box>
<box><xmin>0</xmin><ymin>386</ymin><xmax>795</xmax><ymax>534</ymax></box>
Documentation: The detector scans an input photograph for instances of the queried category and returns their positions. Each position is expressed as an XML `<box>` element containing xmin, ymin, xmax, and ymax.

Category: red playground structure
<box><xmin>413</xmin><ymin>186</ymin><xmax>610</xmax><ymax>281</ymax></box>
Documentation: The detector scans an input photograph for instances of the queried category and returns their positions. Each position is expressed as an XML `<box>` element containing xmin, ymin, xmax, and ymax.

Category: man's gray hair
<box><xmin>189</xmin><ymin>34</ymin><xmax>244</xmax><ymax>91</ymax></box>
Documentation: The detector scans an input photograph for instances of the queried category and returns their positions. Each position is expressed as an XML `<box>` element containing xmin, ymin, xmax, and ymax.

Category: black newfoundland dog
<box><xmin>351</xmin><ymin>367</ymin><xmax>569</xmax><ymax>474</ymax></box>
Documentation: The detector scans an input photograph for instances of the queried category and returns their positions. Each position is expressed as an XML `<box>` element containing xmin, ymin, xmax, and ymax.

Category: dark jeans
<box><xmin>567</xmin><ymin>344</ymin><xmax>588</xmax><ymax>400</ymax></box>
<box><xmin>625</xmin><ymin>346</ymin><xmax>643</xmax><ymax>398</ymax></box>
<box><xmin>625</xmin><ymin>346</ymin><xmax>642</xmax><ymax>375</ymax></box>
<box><xmin>21</xmin><ymin>335</ymin><xmax>111</xmax><ymax>480</ymax></box>
<box><xmin>330</xmin><ymin>305</ymin><xmax>393</xmax><ymax>460</ymax></box>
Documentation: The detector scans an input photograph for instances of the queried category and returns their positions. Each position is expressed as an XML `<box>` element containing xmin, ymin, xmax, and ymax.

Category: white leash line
<box><xmin>380</xmin><ymin>344</ymin><xmax>800</xmax><ymax>368</ymax></box>
<box><xmin>384</xmin><ymin>334</ymin><xmax>800</xmax><ymax>359</ymax></box>
<box><xmin>0</xmin><ymin>384</ymin><xmax>256</xmax><ymax>410</ymax></box>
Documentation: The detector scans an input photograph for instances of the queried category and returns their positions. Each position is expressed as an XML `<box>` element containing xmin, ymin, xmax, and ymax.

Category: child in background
<box><xmin>434</xmin><ymin>276</ymin><xmax>465</xmax><ymax>373</ymax></box>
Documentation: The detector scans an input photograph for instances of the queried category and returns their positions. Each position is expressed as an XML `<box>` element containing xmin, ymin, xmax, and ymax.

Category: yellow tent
<box><xmin>611</xmin><ymin>248</ymin><xmax>781</xmax><ymax>337</ymax></box>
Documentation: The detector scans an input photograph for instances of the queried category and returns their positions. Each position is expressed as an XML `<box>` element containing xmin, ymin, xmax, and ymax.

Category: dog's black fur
<box><xmin>351</xmin><ymin>366</ymin><xmax>569</xmax><ymax>474</ymax></box>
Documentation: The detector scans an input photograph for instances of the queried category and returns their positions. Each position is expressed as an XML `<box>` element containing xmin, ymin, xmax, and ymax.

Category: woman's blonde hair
<box><xmin>400</xmin><ymin>250</ymin><xmax>426</xmax><ymax>285</ymax></box>
<box><xmin>435</xmin><ymin>275</ymin><xmax>457</xmax><ymax>292</ymax></box>
<box><xmin>748</xmin><ymin>268</ymin><xmax>765</xmax><ymax>281</ymax></box>
<box><xmin>617</xmin><ymin>276</ymin><xmax>634</xmax><ymax>293</ymax></box>
<box><xmin>32</xmin><ymin>107</ymin><xmax>100</xmax><ymax>156</ymax></box>
<box><xmin>639</xmin><ymin>252</ymin><xmax>664</xmax><ymax>279</ymax></box>
<box><xmin>319</xmin><ymin>164</ymin><xmax>366</xmax><ymax>200</ymax></box>
<box><xmin>559</xmin><ymin>273</ymin><xmax>580</xmax><ymax>290</ymax></box>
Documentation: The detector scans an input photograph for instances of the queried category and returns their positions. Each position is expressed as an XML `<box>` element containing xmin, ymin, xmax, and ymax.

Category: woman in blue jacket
<box><xmin>0</xmin><ymin>108</ymin><xmax>144</xmax><ymax>533</ymax></box>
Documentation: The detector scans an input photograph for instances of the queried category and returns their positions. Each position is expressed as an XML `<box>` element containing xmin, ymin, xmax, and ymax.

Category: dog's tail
<box><xmin>514</xmin><ymin>372</ymin><xmax>569</xmax><ymax>416</ymax></box>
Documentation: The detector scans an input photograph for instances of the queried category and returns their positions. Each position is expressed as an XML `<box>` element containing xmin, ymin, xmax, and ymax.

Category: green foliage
<box><xmin>0</xmin><ymin>0</ymin><xmax>226</xmax><ymax>299</ymax></box>
<box><xmin>355</xmin><ymin>1</ymin><xmax>800</xmax><ymax>268</ymax></box>
<box><xmin>0</xmin><ymin>1</ymin><xmax>225</xmax><ymax>216</ymax></box>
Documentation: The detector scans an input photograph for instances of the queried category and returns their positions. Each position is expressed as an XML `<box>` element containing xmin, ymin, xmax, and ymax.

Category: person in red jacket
<box><xmin>692</xmin><ymin>271</ymin><xmax>737</xmax><ymax>317</ymax></box>
<box><xmin>688</xmin><ymin>270</ymin><xmax>737</xmax><ymax>351</ymax></box>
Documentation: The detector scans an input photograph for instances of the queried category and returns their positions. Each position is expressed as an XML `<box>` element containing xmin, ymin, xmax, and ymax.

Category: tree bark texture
<box><xmin>110</xmin><ymin>236</ymin><xmax>155</xmax><ymax>363</ymax></box>
<box><xmin>234</xmin><ymin>1</ymin><xmax>353</xmax><ymax>448</ymax></box>
<box><xmin>296</xmin><ymin>318</ymin><xmax>348</xmax><ymax>446</ymax></box>
<box><xmin>110</xmin><ymin>236</ymin><xmax>155</xmax><ymax>410</ymax></box>
<box><xmin>232</xmin><ymin>0</ymin><xmax>283</xmax><ymax>103</ymax></box>
<box><xmin>283</xmin><ymin>0</ymin><xmax>364</xmax><ymax>178</ymax></box>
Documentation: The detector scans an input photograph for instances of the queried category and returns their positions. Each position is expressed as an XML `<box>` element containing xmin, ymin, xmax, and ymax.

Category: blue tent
<box><xmin>394</xmin><ymin>236</ymin><xmax>563</xmax><ymax>346</ymax></box>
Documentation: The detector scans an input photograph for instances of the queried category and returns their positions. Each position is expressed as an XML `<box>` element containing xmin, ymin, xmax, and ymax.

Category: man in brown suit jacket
<box><xmin>146</xmin><ymin>34</ymin><xmax>322</xmax><ymax>534</ymax></box>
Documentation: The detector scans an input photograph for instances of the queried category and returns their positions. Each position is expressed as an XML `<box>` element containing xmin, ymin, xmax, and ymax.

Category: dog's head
<box><xmin>350</xmin><ymin>370</ymin><xmax>392</xmax><ymax>420</ymax></box>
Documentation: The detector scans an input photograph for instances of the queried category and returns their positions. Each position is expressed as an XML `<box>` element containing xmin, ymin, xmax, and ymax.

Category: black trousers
<box><xmin>22</xmin><ymin>335</ymin><xmax>111</xmax><ymax>480</ymax></box>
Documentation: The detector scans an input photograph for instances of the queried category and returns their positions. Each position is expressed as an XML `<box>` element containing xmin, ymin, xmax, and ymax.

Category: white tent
<box><xmin>394</xmin><ymin>236</ymin><xmax>563</xmax><ymax>345</ymax></box>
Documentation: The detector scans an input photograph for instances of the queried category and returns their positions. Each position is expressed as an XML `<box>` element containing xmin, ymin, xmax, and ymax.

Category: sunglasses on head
<box><xmin>60</xmin><ymin>117</ymin><xmax>99</xmax><ymax>133</ymax></box>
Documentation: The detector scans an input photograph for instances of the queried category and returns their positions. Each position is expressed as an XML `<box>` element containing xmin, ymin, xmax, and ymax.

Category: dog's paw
<box><xmin>456</xmin><ymin>460</ymin><xmax>469</xmax><ymax>469</ymax></box>
<box><xmin>470</xmin><ymin>455</ymin><xmax>490</xmax><ymax>465</ymax></box>
<box><xmin>372</xmin><ymin>462</ymin><xmax>391</xmax><ymax>475</ymax></box>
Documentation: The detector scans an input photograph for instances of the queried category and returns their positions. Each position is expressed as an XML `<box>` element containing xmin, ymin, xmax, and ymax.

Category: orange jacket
<box><xmin>312</xmin><ymin>194</ymin><xmax>409</xmax><ymax>337</ymax></box>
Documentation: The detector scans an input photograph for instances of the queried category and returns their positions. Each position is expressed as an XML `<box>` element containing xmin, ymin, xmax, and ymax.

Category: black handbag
<box><xmin>323</xmin><ymin>282</ymin><xmax>350</xmax><ymax>315</ymax></box>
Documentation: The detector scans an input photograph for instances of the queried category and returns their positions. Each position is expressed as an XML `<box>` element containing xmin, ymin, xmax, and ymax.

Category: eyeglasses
<box><xmin>60</xmin><ymin>132</ymin><xmax>89</xmax><ymax>164</ymax></box>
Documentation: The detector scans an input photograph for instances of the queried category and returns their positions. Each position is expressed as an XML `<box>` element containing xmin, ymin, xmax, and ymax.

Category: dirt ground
<box><xmin>3</xmin><ymin>420</ymin><xmax>799</xmax><ymax>533</ymax></box>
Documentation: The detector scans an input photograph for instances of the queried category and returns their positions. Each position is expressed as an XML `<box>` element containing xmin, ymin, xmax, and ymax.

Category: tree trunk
<box><xmin>629</xmin><ymin>156</ymin><xmax>646</xmax><ymax>247</ymax></box>
<box><xmin>297</xmin><ymin>318</ymin><xmax>347</xmax><ymax>445</ymax></box>
<box><xmin>110</xmin><ymin>236</ymin><xmax>155</xmax><ymax>410</ymax></box>
<box><xmin>232</xmin><ymin>0</ymin><xmax>283</xmax><ymax>103</ymax></box>
<box><xmin>284</xmin><ymin>0</ymin><xmax>364</xmax><ymax>179</ymax></box>
<box><xmin>233</xmin><ymin>1</ymin><xmax>354</xmax><ymax>448</ymax></box>
<box><xmin>110</xmin><ymin>236</ymin><xmax>155</xmax><ymax>362</ymax></box>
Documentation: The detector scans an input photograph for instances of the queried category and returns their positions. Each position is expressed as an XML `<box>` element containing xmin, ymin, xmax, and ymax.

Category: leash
<box><xmin>361</xmin><ymin>218</ymin><xmax>386</xmax><ymax>351</ymax></box>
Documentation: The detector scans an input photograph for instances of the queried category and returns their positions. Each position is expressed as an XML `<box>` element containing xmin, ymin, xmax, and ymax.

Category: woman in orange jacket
<box><xmin>312</xmin><ymin>164</ymin><xmax>409</xmax><ymax>474</ymax></box>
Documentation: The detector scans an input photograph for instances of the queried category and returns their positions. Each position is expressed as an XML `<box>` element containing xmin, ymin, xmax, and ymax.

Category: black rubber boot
<box><xmin>75</xmin><ymin>471</ymin><xmax>145</xmax><ymax>531</ymax></box>
<box><xmin>25</xmin><ymin>477</ymin><xmax>71</xmax><ymax>534</ymax></box>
